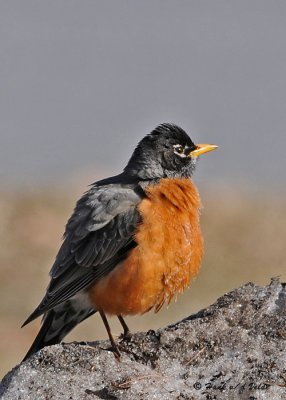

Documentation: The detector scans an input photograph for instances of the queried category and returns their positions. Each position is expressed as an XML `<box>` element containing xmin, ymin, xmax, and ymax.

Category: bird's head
<box><xmin>124</xmin><ymin>123</ymin><xmax>217</xmax><ymax>180</ymax></box>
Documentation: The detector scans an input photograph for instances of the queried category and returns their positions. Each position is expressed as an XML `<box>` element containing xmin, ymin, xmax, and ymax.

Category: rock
<box><xmin>1</xmin><ymin>278</ymin><xmax>285</xmax><ymax>400</ymax></box>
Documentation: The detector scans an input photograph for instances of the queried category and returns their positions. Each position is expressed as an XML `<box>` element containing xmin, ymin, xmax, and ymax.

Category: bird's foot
<box><xmin>100</xmin><ymin>344</ymin><xmax>121</xmax><ymax>361</ymax></box>
<box><xmin>119</xmin><ymin>330</ymin><xmax>132</xmax><ymax>341</ymax></box>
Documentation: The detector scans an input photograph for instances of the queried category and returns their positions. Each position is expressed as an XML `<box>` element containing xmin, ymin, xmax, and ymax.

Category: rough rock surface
<box><xmin>1</xmin><ymin>279</ymin><xmax>285</xmax><ymax>400</ymax></box>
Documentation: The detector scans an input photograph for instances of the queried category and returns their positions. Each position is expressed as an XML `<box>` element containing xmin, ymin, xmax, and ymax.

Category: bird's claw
<box><xmin>100</xmin><ymin>345</ymin><xmax>121</xmax><ymax>361</ymax></box>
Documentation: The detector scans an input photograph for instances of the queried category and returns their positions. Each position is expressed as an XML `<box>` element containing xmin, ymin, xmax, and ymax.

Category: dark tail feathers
<box><xmin>23</xmin><ymin>297</ymin><xmax>95</xmax><ymax>361</ymax></box>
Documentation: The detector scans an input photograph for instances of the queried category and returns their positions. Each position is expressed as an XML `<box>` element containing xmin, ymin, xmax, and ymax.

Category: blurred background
<box><xmin>1</xmin><ymin>0</ymin><xmax>286</xmax><ymax>377</ymax></box>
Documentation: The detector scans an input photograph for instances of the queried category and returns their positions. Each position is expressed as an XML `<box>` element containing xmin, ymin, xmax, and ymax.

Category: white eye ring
<box><xmin>173</xmin><ymin>144</ymin><xmax>187</xmax><ymax>158</ymax></box>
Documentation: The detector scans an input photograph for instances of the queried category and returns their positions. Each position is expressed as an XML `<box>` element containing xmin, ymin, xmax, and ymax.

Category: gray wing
<box><xmin>23</xmin><ymin>183</ymin><xmax>143</xmax><ymax>325</ymax></box>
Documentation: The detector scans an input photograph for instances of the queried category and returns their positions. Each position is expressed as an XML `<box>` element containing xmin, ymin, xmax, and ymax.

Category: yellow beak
<box><xmin>189</xmin><ymin>143</ymin><xmax>218</xmax><ymax>157</ymax></box>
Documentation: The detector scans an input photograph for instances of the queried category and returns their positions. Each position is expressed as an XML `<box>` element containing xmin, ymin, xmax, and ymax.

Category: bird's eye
<box><xmin>174</xmin><ymin>145</ymin><xmax>184</xmax><ymax>154</ymax></box>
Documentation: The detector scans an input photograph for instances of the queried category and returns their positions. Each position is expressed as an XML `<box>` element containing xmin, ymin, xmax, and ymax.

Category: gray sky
<box><xmin>1</xmin><ymin>1</ymin><xmax>286</xmax><ymax>189</ymax></box>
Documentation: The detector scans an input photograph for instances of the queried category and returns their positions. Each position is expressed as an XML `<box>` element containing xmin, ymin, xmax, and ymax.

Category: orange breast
<box><xmin>88</xmin><ymin>178</ymin><xmax>204</xmax><ymax>316</ymax></box>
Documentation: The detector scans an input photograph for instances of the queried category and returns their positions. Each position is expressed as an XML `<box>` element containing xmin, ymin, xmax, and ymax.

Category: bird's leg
<box><xmin>118</xmin><ymin>315</ymin><xmax>132</xmax><ymax>340</ymax></box>
<box><xmin>99</xmin><ymin>311</ymin><xmax>121</xmax><ymax>359</ymax></box>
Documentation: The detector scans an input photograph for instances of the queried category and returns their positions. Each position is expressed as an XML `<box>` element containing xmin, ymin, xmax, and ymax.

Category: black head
<box><xmin>124</xmin><ymin>123</ymin><xmax>217</xmax><ymax>180</ymax></box>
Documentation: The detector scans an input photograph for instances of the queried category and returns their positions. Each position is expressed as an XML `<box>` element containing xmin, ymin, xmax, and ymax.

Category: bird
<box><xmin>22</xmin><ymin>123</ymin><xmax>217</xmax><ymax>361</ymax></box>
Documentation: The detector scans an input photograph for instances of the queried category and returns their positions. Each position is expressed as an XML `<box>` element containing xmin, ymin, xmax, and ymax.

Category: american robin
<box><xmin>22</xmin><ymin>123</ymin><xmax>217</xmax><ymax>360</ymax></box>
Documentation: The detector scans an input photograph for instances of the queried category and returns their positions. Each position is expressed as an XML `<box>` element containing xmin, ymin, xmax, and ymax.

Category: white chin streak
<box><xmin>190</xmin><ymin>157</ymin><xmax>198</xmax><ymax>167</ymax></box>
